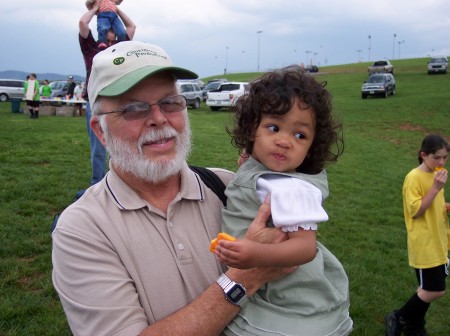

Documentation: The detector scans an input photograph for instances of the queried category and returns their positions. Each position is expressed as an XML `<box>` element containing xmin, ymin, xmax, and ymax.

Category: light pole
<box><xmin>392</xmin><ymin>33</ymin><xmax>397</xmax><ymax>60</ymax></box>
<box><xmin>368</xmin><ymin>35</ymin><xmax>371</xmax><ymax>62</ymax></box>
<box><xmin>356</xmin><ymin>49</ymin><xmax>362</xmax><ymax>62</ymax></box>
<box><xmin>224</xmin><ymin>46</ymin><xmax>229</xmax><ymax>74</ymax></box>
<box><xmin>257</xmin><ymin>30</ymin><xmax>263</xmax><ymax>72</ymax></box>
<box><xmin>305</xmin><ymin>50</ymin><xmax>311</xmax><ymax>65</ymax></box>
<box><xmin>398</xmin><ymin>40</ymin><xmax>405</xmax><ymax>59</ymax></box>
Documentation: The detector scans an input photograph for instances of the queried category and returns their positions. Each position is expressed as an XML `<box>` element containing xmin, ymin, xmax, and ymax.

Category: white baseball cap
<box><xmin>88</xmin><ymin>41</ymin><xmax>198</xmax><ymax>104</ymax></box>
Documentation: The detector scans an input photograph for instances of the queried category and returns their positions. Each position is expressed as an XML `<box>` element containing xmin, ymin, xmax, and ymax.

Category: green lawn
<box><xmin>1</xmin><ymin>58</ymin><xmax>449</xmax><ymax>335</ymax></box>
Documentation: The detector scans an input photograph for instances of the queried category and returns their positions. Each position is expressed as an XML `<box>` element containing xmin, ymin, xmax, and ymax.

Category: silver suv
<box><xmin>427</xmin><ymin>56</ymin><xmax>448</xmax><ymax>74</ymax></box>
<box><xmin>49</xmin><ymin>81</ymin><xmax>69</xmax><ymax>98</ymax></box>
<box><xmin>0</xmin><ymin>79</ymin><xmax>25</xmax><ymax>102</ymax></box>
<box><xmin>177</xmin><ymin>80</ymin><xmax>202</xmax><ymax>109</ymax></box>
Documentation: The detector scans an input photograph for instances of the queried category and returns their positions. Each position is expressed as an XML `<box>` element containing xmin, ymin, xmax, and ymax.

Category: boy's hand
<box><xmin>434</xmin><ymin>168</ymin><xmax>448</xmax><ymax>190</ymax></box>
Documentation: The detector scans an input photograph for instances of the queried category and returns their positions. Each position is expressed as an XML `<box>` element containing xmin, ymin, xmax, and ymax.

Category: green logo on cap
<box><xmin>113</xmin><ymin>57</ymin><xmax>125</xmax><ymax>65</ymax></box>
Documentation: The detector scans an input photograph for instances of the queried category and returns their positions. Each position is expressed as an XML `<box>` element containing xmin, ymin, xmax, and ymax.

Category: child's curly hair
<box><xmin>230</xmin><ymin>65</ymin><xmax>344</xmax><ymax>174</ymax></box>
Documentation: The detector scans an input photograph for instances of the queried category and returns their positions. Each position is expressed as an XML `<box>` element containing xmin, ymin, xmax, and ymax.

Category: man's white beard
<box><xmin>101</xmin><ymin>116</ymin><xmax>191</xmax><ymax>183</ymax></box>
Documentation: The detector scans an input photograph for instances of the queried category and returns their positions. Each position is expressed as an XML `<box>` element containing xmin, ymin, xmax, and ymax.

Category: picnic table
<box><xmin>38</xmin><ymin>98</ymin><xmax>87</xmax><ymax>116</ymax></box>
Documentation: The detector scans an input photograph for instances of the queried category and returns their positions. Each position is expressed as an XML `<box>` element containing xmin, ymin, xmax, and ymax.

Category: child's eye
<box><xmin>267</xmin><ymin>125</ymin><xmax>279</xmax><ymax>132</ymax></box>
<box><xmin>294</xmin><ymin>132</ymin><xmax>306</xmax><ymax>140</ymax></box>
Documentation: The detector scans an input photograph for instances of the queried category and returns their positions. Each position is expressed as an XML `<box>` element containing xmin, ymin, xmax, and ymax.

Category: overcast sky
<box><xmin>1</xmin><ymin>0</ymin><xmax>448</xmax><ymax>79</ymax></box>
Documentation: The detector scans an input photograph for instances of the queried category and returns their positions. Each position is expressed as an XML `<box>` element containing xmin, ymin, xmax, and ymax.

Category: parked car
<box><xmin>427</xmin><ymin>56</ymin><xmax>448</xmax><ymax>74</ymax></box>
<box><xmin>49</xmin><ymin>80</ymin><xmax>69</xmax><ymax>99</ymax></box>
<box><xmin>206</xmin><ymin>78</ymin><xmax>229</xmax><ymax>85</ymax></box>
<box><xmin>206</xmin><ymin>82</ymin><xmax>249</xmax><ymax>111</ymax></box>
<box><xmin>177</xmin><ymin>80</ymin><xmax>202</xmax><ymax>109</ymax></box>
<box><xmin>368</xmin><ymin>60</ymin><xmax>394</xmax><ymax>74</ymax></box>
<box><xmin>361</xmin><ymin>73</ymin><xmax>396</xmax><ymax>99</ymax></box>
<box><xmin>305</xmin><ymin>65</ymin><xmax>319</xmax><ymax>73</ymax></box>
<box><xmin>202</xmin><ymin>80</ymin><xmax>228</xmax><ymax>102</ymax></box>
<box><xmin>0</xmin><ymin>79</ymin><xmax>25</xmax><ymax>102</ymax></box>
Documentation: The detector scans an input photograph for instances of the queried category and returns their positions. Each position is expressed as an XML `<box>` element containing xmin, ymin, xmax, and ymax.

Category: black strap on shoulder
<box><xmin>190</xmin><ymin>165</ymin><xmax>227</xmax><ymax>206</ymax></box>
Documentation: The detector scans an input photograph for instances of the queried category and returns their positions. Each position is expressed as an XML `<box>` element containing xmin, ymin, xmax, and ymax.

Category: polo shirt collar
<box><xmin>104</xmin><ymin>163</ymin><xmax>205</xmax><ymax>210</ymax></box>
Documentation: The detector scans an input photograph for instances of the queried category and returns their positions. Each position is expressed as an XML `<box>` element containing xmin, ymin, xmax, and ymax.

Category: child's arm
<box><xmin>414</xmin><ymin>169</ymin><xmax>448</xmax><ymax>218</ymax></box>
<box><xmin>215</xmin><ymin>229</ymin><xmax>317</xmax><ymax>269</ymax></box>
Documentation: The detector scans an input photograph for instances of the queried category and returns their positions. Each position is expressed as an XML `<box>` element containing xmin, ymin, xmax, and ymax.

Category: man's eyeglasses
<box><xmin>98</xmin><ymin>95</ymin><xmax>187</xmax><ymax>121</ymax></box>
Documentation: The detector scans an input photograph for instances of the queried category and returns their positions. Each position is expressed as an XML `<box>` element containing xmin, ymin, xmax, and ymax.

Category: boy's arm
<box><xmin>215</xmin><ymin>229</ymin><xmax>317</xmax><ymax>269</ymax></box>
<box><xmin>414</xmin><ymin>169</ymin><xmax>448</xmax><ymax>218</ymax></box>
<box><xmin>116</xmin><ymin>7</ymin><xmax>136</xmax><ymax>40</ymax></box>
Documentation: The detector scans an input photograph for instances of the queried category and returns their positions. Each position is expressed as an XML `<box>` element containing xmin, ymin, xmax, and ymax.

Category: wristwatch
<box><xmin>216</xmin><ymin>273</ymin><xmax>248</xmax><ymax>306</ymax></box>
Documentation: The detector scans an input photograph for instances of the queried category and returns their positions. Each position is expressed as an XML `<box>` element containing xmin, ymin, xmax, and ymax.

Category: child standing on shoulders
<box><xmin>213</xmin><ymin>65</ymin><xmax>353</xmax><ymax>336</ymax></box>
<box><xmin>85</xmin><ymin>0</ymin><xmax>126</xmax><ymax>49</ymax></box>
<box><xmin>386</xmin><ymin>134</ymin><xmax>449</xmax><ymax>336</ymax></box>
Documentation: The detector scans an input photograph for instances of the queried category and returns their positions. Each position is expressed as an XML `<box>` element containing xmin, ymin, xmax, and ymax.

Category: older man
<box><xmin>52</xmin><ymin>41</ymin><xmax>289</xmax><ymax>336</ymax></box>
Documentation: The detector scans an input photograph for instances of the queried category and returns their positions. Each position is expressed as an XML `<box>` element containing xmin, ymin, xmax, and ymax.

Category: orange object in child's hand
<box><xmin>209</xmin><ymin>232</ymin><xmax>236</xmax><ymax>253</ymax></box>
<box><xmin>435</xmin><ymin>167</ymin><xmax>447</xmax><ymax>172</ymax></box>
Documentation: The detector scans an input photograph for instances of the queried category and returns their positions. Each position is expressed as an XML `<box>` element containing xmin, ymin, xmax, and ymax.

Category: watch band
<box><xmin>216</xmin><ymin>273</ymin><xmax>248</xmax><ymax>306</ymax></box>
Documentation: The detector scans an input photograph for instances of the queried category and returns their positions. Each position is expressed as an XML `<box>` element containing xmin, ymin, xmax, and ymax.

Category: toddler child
<box><xmin>85</xmin><ymin>0</ymin><xmax>126</xmax><ymax>49</ymax></box>
<box><xmin>213</xmin><ymin>65</ymin><xmax>353</xmax><ymax>335</ymax></box>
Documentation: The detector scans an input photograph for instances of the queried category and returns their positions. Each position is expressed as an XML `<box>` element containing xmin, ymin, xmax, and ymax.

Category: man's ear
<box><xmin>90</xmin><ymin>117</ymin><xmax>107</xmax><ymax>146</ymax></box>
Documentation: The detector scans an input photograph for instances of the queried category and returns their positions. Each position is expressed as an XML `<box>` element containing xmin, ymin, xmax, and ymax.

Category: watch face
<box><xmin>228</xmin><ymin>285</ymin><xmax>245</xmax><ymax>303</ymax></box>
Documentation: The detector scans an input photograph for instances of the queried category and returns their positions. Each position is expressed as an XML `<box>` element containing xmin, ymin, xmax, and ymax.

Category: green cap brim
<box><xmin>99</xmin><ymin>65</ymin><xmax>198</xmax><ymax>97</ymax></box>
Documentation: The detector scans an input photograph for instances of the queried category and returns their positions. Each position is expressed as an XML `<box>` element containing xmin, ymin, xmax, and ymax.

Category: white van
<box><xmin>0</xmin><ymin>79</ymin><xmax>26</xmax><ymax>102</ymax></box>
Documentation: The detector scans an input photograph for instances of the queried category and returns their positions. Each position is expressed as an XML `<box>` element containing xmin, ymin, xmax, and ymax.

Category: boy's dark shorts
<box><xmin>415</xmin><ymin>262</ymin><xmax>449</xmax><ymax>291</ymax></box>
<box><xmin>26</xmin><ymin>100</ymin><xmax>40</xmax><ymax>108</ymax></box>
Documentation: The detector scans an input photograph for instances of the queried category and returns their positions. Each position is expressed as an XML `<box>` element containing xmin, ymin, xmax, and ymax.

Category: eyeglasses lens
<box><xmin>120</xmin><ymin>95</ymin><xmax>186</xmax><ymax>120</ymax></box>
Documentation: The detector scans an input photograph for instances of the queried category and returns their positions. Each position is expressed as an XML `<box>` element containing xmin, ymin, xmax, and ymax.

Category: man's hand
<box><xmin>245</xmin><ymin>195</ymin><xmax>288</xmax><ymax>244</ymax></box>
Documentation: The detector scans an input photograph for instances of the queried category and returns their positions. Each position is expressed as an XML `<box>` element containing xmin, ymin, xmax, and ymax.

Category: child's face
<box><xmin>421</xmin><ymin>147</ymin><xmax>448</xmax><ymax>172</ymax></box>
<box><xmin>251</xmin><ymin>99</ymin><xmax>315</xmax><ymax>173</ymax></box>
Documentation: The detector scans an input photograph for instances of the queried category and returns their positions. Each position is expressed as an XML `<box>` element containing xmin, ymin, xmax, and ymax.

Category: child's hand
<box><xmin>214</xmin><ymin>239</ymin><xmax>259</xmax><ymax>269</ymax></box>
<box><xmin>85</xmin><ymin>0</ymin><xmax>94</xmax><ymax>10</ymax></box>
<box><xmin>434</xmin><ymin>168</ymin><xmax>448</xmax><ymax>189</ymax></box>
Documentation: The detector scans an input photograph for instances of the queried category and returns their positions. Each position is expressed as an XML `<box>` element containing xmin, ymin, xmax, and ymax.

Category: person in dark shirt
<box><xmin>66</xmin><ymin>76</ymin><xmax>76</xmax><ymax>99</ymax></box>
<box><xmin>78</xmin><ymin>2</ymin><xmax>136</xmax><ymax>186</ymax></box>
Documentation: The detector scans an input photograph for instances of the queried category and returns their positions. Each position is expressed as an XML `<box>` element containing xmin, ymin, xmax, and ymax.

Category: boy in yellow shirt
<box><xmin>386</xmin><ymin>134</ymin><xmax>449</xmax><ymax>336</ymax></box>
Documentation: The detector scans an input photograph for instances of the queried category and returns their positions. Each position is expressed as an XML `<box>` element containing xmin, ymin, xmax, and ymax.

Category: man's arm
<box><xmin>79</xmin><ymin>3</ymin><xmax>99</xmax><ymax>39</ymax></box>
<box><xmin>116</xmin><ymin>7</ymin><xmax>136</xmax><ymax>40</ymax></box>
<box><xmin>139</xmin><ymin>200</ymin><xmax>291</xmax><ymax>335</ymax></box>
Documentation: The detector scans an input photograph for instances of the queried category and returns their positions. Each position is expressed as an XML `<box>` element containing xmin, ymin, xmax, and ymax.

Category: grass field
<box><xmin>0</xmin><ymin>58</ymin><xmax>449</xmax><ymax>335</ymax></box>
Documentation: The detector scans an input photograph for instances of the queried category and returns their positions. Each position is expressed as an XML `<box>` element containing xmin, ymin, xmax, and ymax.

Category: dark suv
<box><xmin>361</xmin><ymin>73</ymin><xmax>396</xmax><ymax>99</ymax></box>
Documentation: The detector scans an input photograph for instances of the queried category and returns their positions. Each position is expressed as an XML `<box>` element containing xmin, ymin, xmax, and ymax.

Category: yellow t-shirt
<box><xmin>403</xmin><ymin>168</ymin><xmax>449</xmax><ymax>268</ymax></box>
